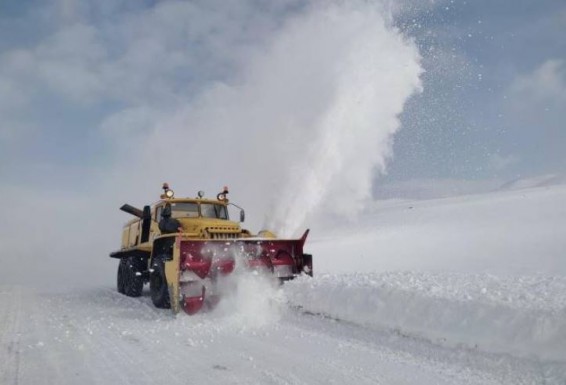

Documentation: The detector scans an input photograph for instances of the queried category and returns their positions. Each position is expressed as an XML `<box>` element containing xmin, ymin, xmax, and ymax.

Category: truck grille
<box><xmin>210</xmin><ymin>232</ymin><xmax>239</xmax><ymax>240</ymax></box>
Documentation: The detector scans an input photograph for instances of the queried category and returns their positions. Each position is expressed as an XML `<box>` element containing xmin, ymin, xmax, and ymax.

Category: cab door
<box><xmin>150</xmin><ymin>205</ymin><xmax>164</xmax><ymax>241</ymax></box>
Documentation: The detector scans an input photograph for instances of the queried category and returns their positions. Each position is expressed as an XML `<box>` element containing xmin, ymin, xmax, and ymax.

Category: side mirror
<box><xmin>240</xmin><ymin>210</ymin><xmax>245</xmax><ymax>223</ymax></box>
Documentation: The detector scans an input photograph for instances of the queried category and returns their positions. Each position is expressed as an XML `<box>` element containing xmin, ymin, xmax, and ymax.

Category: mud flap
<box><xmin>165</xmin><ymin>236</ymin><xmax>181</xmax><ymax>314</ymax></box>
<box><xmin>302</xmin><ymin>254</ymin><xmax>313</xmax><ymax>276</ymax></box>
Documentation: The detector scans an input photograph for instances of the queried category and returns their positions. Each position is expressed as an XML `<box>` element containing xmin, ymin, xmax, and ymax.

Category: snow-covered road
<box><xmin>1</xmin><ymin>282</ymin><xmax>564</xmax><ymax>385</ymax></box>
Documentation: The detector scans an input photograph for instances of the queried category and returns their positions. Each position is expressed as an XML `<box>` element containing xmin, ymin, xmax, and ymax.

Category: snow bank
<box><xmin>285</xmin><ymin>272</ymin><xmax>566</xmax><ymax>362</ymax></box>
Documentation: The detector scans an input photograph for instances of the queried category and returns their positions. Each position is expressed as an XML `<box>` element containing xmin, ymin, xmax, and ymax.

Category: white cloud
<box><xmin>0</xmin><ymin>51</ymin><xmax>35</xmax><ymax>112</ymax></box>
<box><xmin>504</xmin><ymin>59</ymin><xmax>566</xmax><ymax>168</ymax></box>
<box><xmin>0</xmin><ymin>1</ymin><xmax>285</xmax><ymax>110</ymax></box>
<box><xmin>489</xmin><ymin>153</ymin><xmax>519</xmax><ymax>171</ymax></box>
<box><xmin>510</xmin><ymin>59</ymin><xmax>566</xmax><ymax>106</ymax></box>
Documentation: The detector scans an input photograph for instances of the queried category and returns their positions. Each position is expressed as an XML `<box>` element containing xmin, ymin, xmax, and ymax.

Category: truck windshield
<box><xmin>200</xmin><ymin>203</ymin><xmax>228</xmax><ymax>219</ymax></box>
<box><xmin>170</xmin><ymin>202</ymin><xmax>199</xmax><ymax>218</ymax></box>
<box><xmin>168</xmin><ymin>202</ymin><xmax>228</xmax><ymax>219</ymax></box>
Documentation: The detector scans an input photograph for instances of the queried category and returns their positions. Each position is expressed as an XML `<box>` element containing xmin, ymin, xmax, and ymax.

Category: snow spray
<box><xmin>213</xmin><ymin>249</ymin><xmax>286</xmax><ymax>328</ymax></box>
<box><xmin>263</xmin><ymin>2</ymin><xmax>423</xmax><ymax>237</ymax></box>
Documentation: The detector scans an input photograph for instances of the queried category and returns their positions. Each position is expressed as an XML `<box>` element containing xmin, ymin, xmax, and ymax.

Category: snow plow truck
<box><xmin>109</xmin><ymin>183</ymin><xmax>312</xmax><ymax>315</ymax></box>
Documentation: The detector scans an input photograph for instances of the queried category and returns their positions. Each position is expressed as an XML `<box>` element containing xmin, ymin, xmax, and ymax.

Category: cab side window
<box><xmin>155</xmin><ymin>206</ymin><xmax>163</xmax><ymax>222</ymax></box>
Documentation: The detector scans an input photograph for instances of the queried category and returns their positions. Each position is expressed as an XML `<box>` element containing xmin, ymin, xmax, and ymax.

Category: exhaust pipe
<box><xmin>120</xmin><ymin>204</ymin><xmax>144</xmax><ymax>218</ymax></box>
<box><xmin>120</xmin><ymin>204</ymin><xmax>152</xmax><ymax>243</ymax></box>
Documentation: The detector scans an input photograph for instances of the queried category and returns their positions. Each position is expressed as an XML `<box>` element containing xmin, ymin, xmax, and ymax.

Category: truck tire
<box><xmin>150</xmin><ymin>259</ymin><xmax>171</xmax><ymax>308</ymax></box>
<box><xmin>123</xmin><ymin>256</ymin><xmax>144</xmax><ymax>297</ymax></box>
<box><xmin>117</xmin><ymin>259</ymin><xmax>126</xmax><ymax>294</ymax></box>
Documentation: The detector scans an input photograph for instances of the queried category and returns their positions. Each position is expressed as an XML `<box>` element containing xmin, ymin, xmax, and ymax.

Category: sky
<box><xmin>0</xmin><ymin>0</ymin><xmax>564</xmax><ymax>286</ymax></box>
<box><xmin>382</xmin><ymin>0</ymin><xmax>566</xmax><ymax>191</ymax></box>
<box><xmin>1</xmin><ymin>1</ymin><xmax>564</xmax><ymax>194</ymax></box>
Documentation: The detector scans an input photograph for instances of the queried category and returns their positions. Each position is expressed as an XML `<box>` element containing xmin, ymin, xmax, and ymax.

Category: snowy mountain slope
<box><xmin>309</xmin><ymin>183</ymin><xmax>566</xmax><ymax>276</ymax></box>
<box><xmin>499</xmin><ymin>174</ymin><xmax>566</xmax><ymax>191</ymax></box>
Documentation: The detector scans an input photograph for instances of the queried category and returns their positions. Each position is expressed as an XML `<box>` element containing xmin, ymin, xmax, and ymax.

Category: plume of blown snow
<box><xmin>264</xmin><ymin>4</ymin><xmax>422</xmax><ymax>236</ymax></box>
<box><xmin>212</xmin><ymin>261</ymin><xmax>286</xmax><ymax>329</ymax></box>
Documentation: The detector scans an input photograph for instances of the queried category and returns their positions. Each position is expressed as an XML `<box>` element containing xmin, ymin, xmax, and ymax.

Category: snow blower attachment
<box><xmin>110</xmin><ymin>184</ymin><xmax>313</xmax><ymax>315</ymax></box>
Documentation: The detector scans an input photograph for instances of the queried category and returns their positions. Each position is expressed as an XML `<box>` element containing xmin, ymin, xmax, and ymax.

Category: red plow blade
<box><xmin>174</xmin><ymin>230</ymin><xmax>311</xmax><ymax>315</ymax></box>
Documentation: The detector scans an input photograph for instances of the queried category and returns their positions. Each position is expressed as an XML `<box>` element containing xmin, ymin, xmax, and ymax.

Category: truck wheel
<box><xmin>123</xmin><ymin>256</ymin><xmax>144</xmax><ymax>297</ymax></box>
<box><xmin>117</xmin><ymin>259</ymin><xmax>126</xmax><ymax>294</ymax></box>
<box><xmin>150</xmin><ymin>259</ymin><xmax>171</xmax><ymax>308</ymax></box>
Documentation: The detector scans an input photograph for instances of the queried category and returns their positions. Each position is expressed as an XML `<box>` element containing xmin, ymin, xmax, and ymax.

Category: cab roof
<box><xmin>153</xmin><ymin>197</ymin><xmax>227</xmax><ymax>206</ymax></box>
